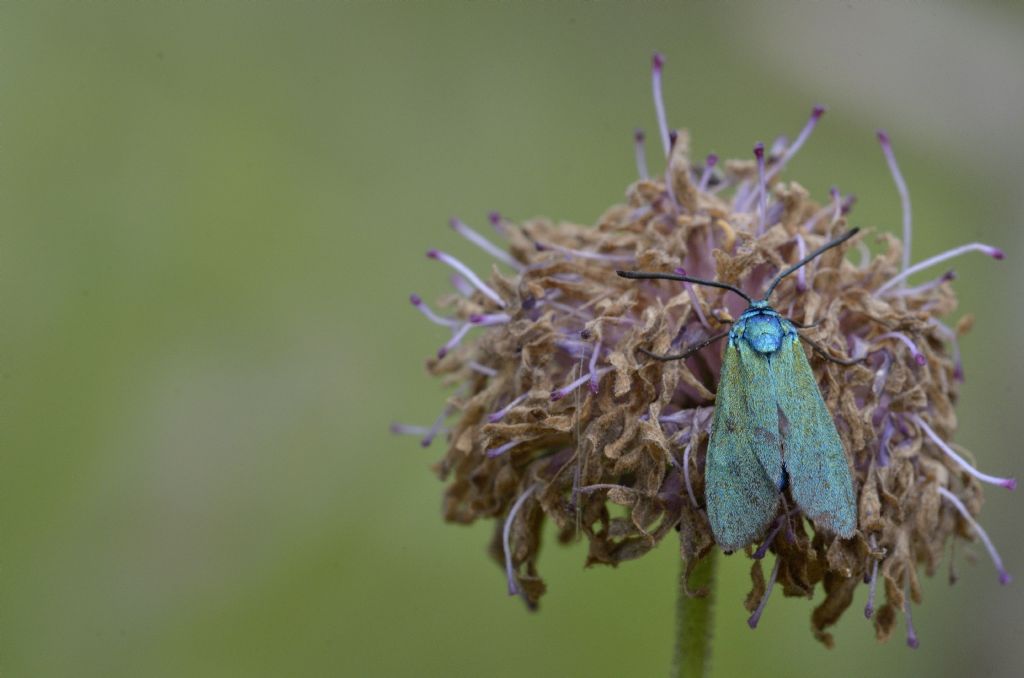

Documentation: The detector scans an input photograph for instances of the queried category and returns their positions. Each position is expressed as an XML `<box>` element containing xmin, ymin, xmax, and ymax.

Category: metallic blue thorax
<box><xmin>728</xmin><ymin>300</ymin><xmax>796</xmax><ymax>355</ymax></box>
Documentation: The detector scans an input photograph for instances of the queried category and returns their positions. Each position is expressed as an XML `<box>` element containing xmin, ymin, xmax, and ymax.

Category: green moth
<box><xmin>618</xmin><ymin>230</ymin><xmax>859</xmax><ymax>551</ymax></box>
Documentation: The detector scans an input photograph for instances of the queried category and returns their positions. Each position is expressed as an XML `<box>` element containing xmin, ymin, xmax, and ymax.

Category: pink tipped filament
<box><xmin>873</xmin><ymin>332</ymin><xmax>926</xmax><ymax>366</ymax></box>
<box><xmin>754</xmin><ymin>143</ymin><xmax>767</xmax><ymax>235</ymax></box>
<box><xmin>764</xmin><ymin>105</ymin><xmax>825</xmax><ymax>184</ymax></box>
<box><xmin>697</xmin><ymin>153</ymin><xmax>718</xmax><ymax>192</ymax></box>
<box><xmin>410</xmin><ymin>294</ymin><xmax>460</xmax><ymax>327</ymax></box>
<box><xmin>450</xmin><ymin>217</ymin><xmax>521</xmax><ymax>269</ymax></box>
<box><xmin>877</xmin><ymin>130</ymin><xmax>913</xmax><ymax>273</ymax></box>
<box><xmin>937</xmin><ymin>486</ymin><xmax>1012</xmax><ymax>585</ymax></box>
<box><xmin>748</xmin><ymin>555</ymin><xmax>781</xmax><ymax>629</ymax></box>
<box><xmin>502</xmin><ymin>485</ymin><xmax>537</xmax><ymax>595</ymax></box>
<box><xmin>551</xmin><ymin>367</ymin><xmax>612</xmax><ymax>401</ymax></box>
<box><xmin>651</xmin><ymin>53</ymin><xmax>670</xmax><ymax>157</ymax></box>
<box><xmin>912</xmin><ymin>414</ymin><xmax>1016</xmax><ymax>490</ymax></box>
<box><xmin>877</xmin><ymin>243</ymin><xmax>1003</xmax><ymax>295</ymax></box>
<box><xmin>903</xmin><ymin>579</ymin><xmax>919</xmax><ymax>649</ymax></box>
<box><xmin>634</xmin><ymin>129</ymin><xmax>649</xmax><ymax>180</ymax></box>
<box><xmin>588</xmin><ymin>340</ymin><xmax>602</xmax><ymax>394</ymax></box>
<box><xmin>427</xmin><ymin>249</ymin><xmax>505</xmax><ymax>307</ymax></box>
<box><xmin>488</xmin><ymin>392</ymin><xmax>531</xmax><ymax>423</ymax></box>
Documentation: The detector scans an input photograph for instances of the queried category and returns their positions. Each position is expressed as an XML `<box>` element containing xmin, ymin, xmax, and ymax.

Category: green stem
<box><xmin>671</xmin><ymin>551</ymin><xmax>716</xmax><ymax>678</ymax></box>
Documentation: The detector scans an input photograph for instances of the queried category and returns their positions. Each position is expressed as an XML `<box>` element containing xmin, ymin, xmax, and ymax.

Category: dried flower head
<box><xmin>394</xmin><ymin>54</ymin><xmax>1014</xmax><ymax>647</ymax></box>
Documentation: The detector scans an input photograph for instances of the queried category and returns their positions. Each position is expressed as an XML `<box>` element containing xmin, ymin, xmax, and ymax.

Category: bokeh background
<box><xmin>2</xmin><ymin>2</ymin><xmax>1022</xmax><ymax>677</ymax></box>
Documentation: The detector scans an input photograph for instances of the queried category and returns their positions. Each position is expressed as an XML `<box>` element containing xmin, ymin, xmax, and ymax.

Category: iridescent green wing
<box><xmin>772</xmin><ymin>331</ymin><xmax>857</xmax><ymax>538</ymax></box>
<box><xmin>705</xmin><ymin>338</ymin><xmax>781</xmax><ymax>552</ymax></box>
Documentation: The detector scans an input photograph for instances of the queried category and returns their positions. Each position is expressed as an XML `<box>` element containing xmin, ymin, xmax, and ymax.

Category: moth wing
<box><xmin>706</xmin><ymin>338</ymin><xmax>781</xmax><ymax>551</ymax></box>
<box><xmin>736</xmin><ymin>339</ymin><xmax>784</xmax><ymax>490</ymax></box>
<box><xmin>773</xmin><ymin>333</ymin><xmax>857</xmax><ymax>538</ymax></box>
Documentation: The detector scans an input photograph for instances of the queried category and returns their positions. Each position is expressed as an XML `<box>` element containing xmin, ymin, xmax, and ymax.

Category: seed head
<box><xmin>394</xmin><ymin>55</ymin><xmax>1013</xmax><ymax>647</ymax></box>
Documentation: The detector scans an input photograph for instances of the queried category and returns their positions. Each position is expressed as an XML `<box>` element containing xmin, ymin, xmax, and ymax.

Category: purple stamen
<box><xmin>488</xmin><ymin>211</ymin><xmax>505</xmax><ymax>234</ymax></box>
<box><xmin>450</xmin><ymin>217</ymin><xmax>521</xmax><ymax>269</ymax></box>
<box><xmin>486</xmin><ymin>439</ymin><xmax>521</xmax><ymax>458</ymax></box>
<box><xmin>420</xmin><ymin>404</ymin><xmax>453</xmax><ymax>447</ymax></box>
<box><xmin>634</xmin><ymin>129</ymin><xmax>649</xmax><ymax>180</ymax></box>
<box><xmin>841</xmin><ymin>193</ymin><xmax>856</xmax><ymax>215</ymax></box>
<box><xmin>912</xmin><ymin>414</ymin><xmax>1016</xmax><ymax>490</ymax></box>
<box><xmin>502</xmin><ymin>484</ymin><xmax>537</xmax><ymax>595</ymax></box>
<box><xmin>588</xmin><ymin>340</ymin><xmax>602</xmax><ymax>394</ymax></box>
<box><xmin>830</xmin><ymin>186</ymin><xmax>842</xmax><ymax>225</ymax></box>
<box><xmin>877</xmin><ymin>130</ymin><xmax>913</xmax><ymax>273</ymax></box>
<box><xmin>437</xmin><ymin>323</ymin><xmax>472</xmax><ymax>358</ymax></box>
<box><xmin>877</xmin><ymin>243</ymin><xmax>1004</xmax><ymax>295</ymax></box>
<box><xmin>389</xmin><ymin>422</ymin><xmax>433</xmax><ymax>437</ymax></box>
<box><xmin>872</xmin><ymin>350</ymin><xmax>893</xmax><ymax>398</ymax></box>
<box><xmin>682</xmin><ymin>438</ymin><xmax>698</xmax><ymax>508</ymax></box>
<box><xmin>748</xmin><ymin>555</ymin><xmax>781</xmax><ymax>629</ymax></box>
<box><xmin>651</xmin><ymin>53</ymin><xmax>670</xmax><ymax>157</ymax></box>
<box><xmin>675</xmin><ymin>267</ymin><xmax>710</xmax><ymax>329</ymax></box>
<box><xmin>410</xmin><ymin>293</ymin><xmax>460</xmax><ymax>327</ymax></box>
<box><xmin>865</xmin><ymin>535</ymin><xmax>881</xmax><ymax>618</ymax></box>
<box><xmin>488</xmin><ymin>392</ymin><xmax>531</xmax><ymax>423</ymax></box>
<box><xmin>764</xmin><ymin>105</ymin><xmax>826</xmax><ymax>184</ymax></box>
<box><xmin>426</xmin><ymin>249</ymin><xmax>505</xmax><ymax>307</ymax></box>
<box><xmin>469</xmin><ymin>361</ymin><xmax>497</xmax><ymax>377</ymax></box>
<box><xmin>697</xmin><ymin>153</ymin><xmax>718</xmax><ymax>192</ymax></box>
<box><xmin>534</xmin><ymin>240</ymin><xmax>635</xmax><ymax>262</ymax></box>
<box><xmin>556</xmin><ymin>338</ymin><xmax>590</xmax><ymax>360</ymax></box>
<box><xmin>469</xmin><ymin>312</ymin><xmax>511</xmax><ymax>326</ymax></box>
<box><xmin>658</xmin><ymin>406</ymin><xmax>713</xmax><ymax>427</ymax></box>
<box><xmin>662</xmin><ymin>131</ymin><xmax>681</xmax><ymax>212</ymax></box>
<box><xmin>659</xmin><ymin>410</ymin><xmax>695</xmax><ymax>426</ymax></box>
<box><xmin>732</xmin><ymin>181</ymin><xmax>753</xmax><ymax>212</ymax></box>
<box><xmin>448</xmin><ymin>275</ymin><xmax>473</xmax><ymax>298</ymax></box>
<box><xmin>877</xmin><ymin>413</ymin><xmax>894</xmax><ymax>467</ymax></box>
<box><xmin>551</xmin><ymin>367</ymin><xmax>613</xmax><ymax>401</ymax></box>
<box><xmin>754</xmin><ymin>142</ymin><xmax>767</xmax><ymax>236</ymax></box>
<box><xmin>937</xmin><ymin>486</ymin><xmax>1012</xmax><ymax>585</ymax></box>
<box><xmin>873</xmin><ymin>332</ymin><xmax>927</xmax><ymax>366</ymax></box>
<box><xmin>753</xmin><ymin>516</ymin><xmax>786</xmax><ymax>560</ymax></box>
<box><xmin>765</xmin><ymin>201</ymin><xmax>785</xmax><ymax>227</ymax></box>
<box><xmin>889</xmin><ymin>269</ymin><xmax>956</xmax><ymax>297</ymax></box>
<box><xmin>904</xmin><ymin>578</ymin><xmax>919</xmax><ymax>649</ymax></box>
<box><xmin>769</xmin><ymin>135</ymin><xmax>788</xmax><ymax>159</ymax></box>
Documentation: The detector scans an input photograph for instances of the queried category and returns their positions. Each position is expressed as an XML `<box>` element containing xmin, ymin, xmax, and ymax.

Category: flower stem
<box><xmin>672</xmin><ymin>551</ymin><xmax>716</xmax><ymax>678</ymax></box>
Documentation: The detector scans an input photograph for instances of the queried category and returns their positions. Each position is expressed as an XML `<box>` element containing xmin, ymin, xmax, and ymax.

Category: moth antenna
<box><xmin>787</xmin><ymin>318</ymin><xmax>822</xmax><ymax>330</ymax></box>
<box><xmin>617</xmin><ymin>270</ymin><xmax>753</xmax><ymax>304</ymax></box>
<box><xmin>798</xmin><ymin>334</ymin><xmax>865</xmax><ymax>366</ymax></box>
<box><xmin>637</xmin><ymin>329</ymin><xmax>731</xmax><ymax>363</ymax></box>
<box><xmin>762</xmin><ymin>228</ymin><xmax>859</xmax><ymax>301</ymax></box>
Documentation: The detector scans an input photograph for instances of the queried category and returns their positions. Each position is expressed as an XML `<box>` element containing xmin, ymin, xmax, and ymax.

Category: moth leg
<box><xmin>798</xmin><ymin>334</ymin><xmax>864</xmax><ymax>366</ymax></box>
<box><xmin>639</xmin><ymin>329</ymin><xmax>730</xmax><ymax>362</ymax></box>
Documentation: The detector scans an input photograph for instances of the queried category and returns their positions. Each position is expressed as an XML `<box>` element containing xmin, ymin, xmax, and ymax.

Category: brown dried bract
<box><xmin>420</xmin><ymin>129</ymin><xmax>993</xmax><ymax>645</ymax></box>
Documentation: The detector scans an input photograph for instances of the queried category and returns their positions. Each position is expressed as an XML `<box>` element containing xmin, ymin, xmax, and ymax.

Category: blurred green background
<box><xmin>2</xmin><ymin>2</ymin><xmax>1021</xmax><ymax>677</ymax></box>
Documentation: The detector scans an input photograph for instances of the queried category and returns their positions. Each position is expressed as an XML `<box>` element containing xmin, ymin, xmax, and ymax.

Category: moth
<box><xmin>618</xmin><ymin>230</ymin><xmax>859</xmax><ymax>551</ymax></box>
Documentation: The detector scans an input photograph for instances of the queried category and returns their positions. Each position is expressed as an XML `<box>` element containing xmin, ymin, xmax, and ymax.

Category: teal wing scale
<box><xmin>736</xmin><ymin>340</ymin><xmax>784</xmax><ymax>490</ymax></box>
<box><xmin>706</xmin><ymin>338</ymin><xmax>781</xmax><ymax>551</ymax></box>
<box><xmin>772</xmin><ymin>332</ymin><xmax>857</xmax><ymax>538</ymax></box>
